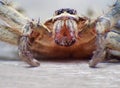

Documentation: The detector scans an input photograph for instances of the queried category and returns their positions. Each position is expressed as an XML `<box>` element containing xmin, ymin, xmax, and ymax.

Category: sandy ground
<box><xmin>0</xmin><ymin>59</ymin><xmax>120</xmax><ymax>88</ymax></box>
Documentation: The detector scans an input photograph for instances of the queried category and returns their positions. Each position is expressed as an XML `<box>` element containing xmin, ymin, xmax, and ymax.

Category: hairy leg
<box><xmin>105</xmin><ymin>31</ymin><xmax>120</xmax><ymax>51</ymax></box>
<box><xmin>18</xmin><ymin>23</ymin><xmax>40</xmax><ymax>67</ymax></box>
<box><xmin>89</xmin><ymin>31</ymin><xmax>120</xmax><ymax>67</ymax></box>
<box><xmin>18</xmin><ymin>35</ymin><xmax>40</xmax><ymax>67</ymax></box>
<box><xmin>89</xmin><ymin>35</ymin><xmax>107</xmax><ymax>68</ymax></box>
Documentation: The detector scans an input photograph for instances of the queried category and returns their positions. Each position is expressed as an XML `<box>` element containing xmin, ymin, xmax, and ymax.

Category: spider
<box><xmin>0</xmin><ymin>1</ymin><xmax>119</xmax><ymax>67</ymax></box>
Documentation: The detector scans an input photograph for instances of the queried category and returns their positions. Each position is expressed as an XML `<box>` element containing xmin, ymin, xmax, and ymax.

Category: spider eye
<box><xmin>55</xmin><ymin>8</ymin><xmax>77</xmax><ymax>15</ymax></box>
<box><xmin>66</xmin><ymin>9</ymin><xmax>77</xmax><ymax>15</ymax></box>
<box><xmin>55</xmin><ymin>9</ymin><xmax>63</xmax><ymax>15</ymax></box>
<box><xmin>67</xmin><ymin>10</ymin><xmax>73</xmax><ymax>14</ymax></box>
<box><xmin>57</xmin><ymin>11</ymin><xmax>62</xmax><ymax>15</ymax></box>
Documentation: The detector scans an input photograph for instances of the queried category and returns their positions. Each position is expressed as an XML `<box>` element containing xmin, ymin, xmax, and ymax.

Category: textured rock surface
<box><xmin>0</xmin><ymin>59</ymin><xmax>120</xmax><ymax>88</ymax></box>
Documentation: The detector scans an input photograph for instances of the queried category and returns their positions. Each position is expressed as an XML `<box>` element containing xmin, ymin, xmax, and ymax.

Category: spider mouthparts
<box><xmin>54</xmin><ymin>17</ymin><xmax>77</xmax><ymax>47</ymax></box>
<box><xmin>55</xmin><ymin>37</ymin><xmax>76</xmax><ymax>46</ymax></box>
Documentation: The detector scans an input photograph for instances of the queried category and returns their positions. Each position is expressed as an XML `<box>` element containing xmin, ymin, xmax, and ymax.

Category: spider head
<box><xmin>53</xmin><ymin>8</ymin><xmax>78</xmax><ymax>47</ymax></box>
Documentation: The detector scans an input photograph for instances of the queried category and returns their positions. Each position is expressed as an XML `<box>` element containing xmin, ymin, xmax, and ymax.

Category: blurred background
<box><xmin>0</xmin><ymin>0</ymin><xmax>114</xmax><ymax>60</ymax></box>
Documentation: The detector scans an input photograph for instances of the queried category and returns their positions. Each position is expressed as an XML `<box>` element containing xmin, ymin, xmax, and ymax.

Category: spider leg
<box><xmin>89</xmin><ymin>27</ymin><xmax>120</xmax><ymax>68</ymax></box>
<box><xmin>89</xmin><ymin>35</ymin><xmax>107</xmax><ymax>68</ymax></box>
<box><xmin>18</xmin><ymin>22</ymin><xmax>40</xmax><ymax>67</ymax></box>
<box><xmin>89</xmin><ymin>0</ymin><xmax>120</xmax><ymax>67</ymax></box>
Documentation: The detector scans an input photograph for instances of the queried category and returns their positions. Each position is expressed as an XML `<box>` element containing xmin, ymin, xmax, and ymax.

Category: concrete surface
<box><xmin>0</xmin><ymin>59</ymin><xmax>120</xmax><ymax>88</ymax></box>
